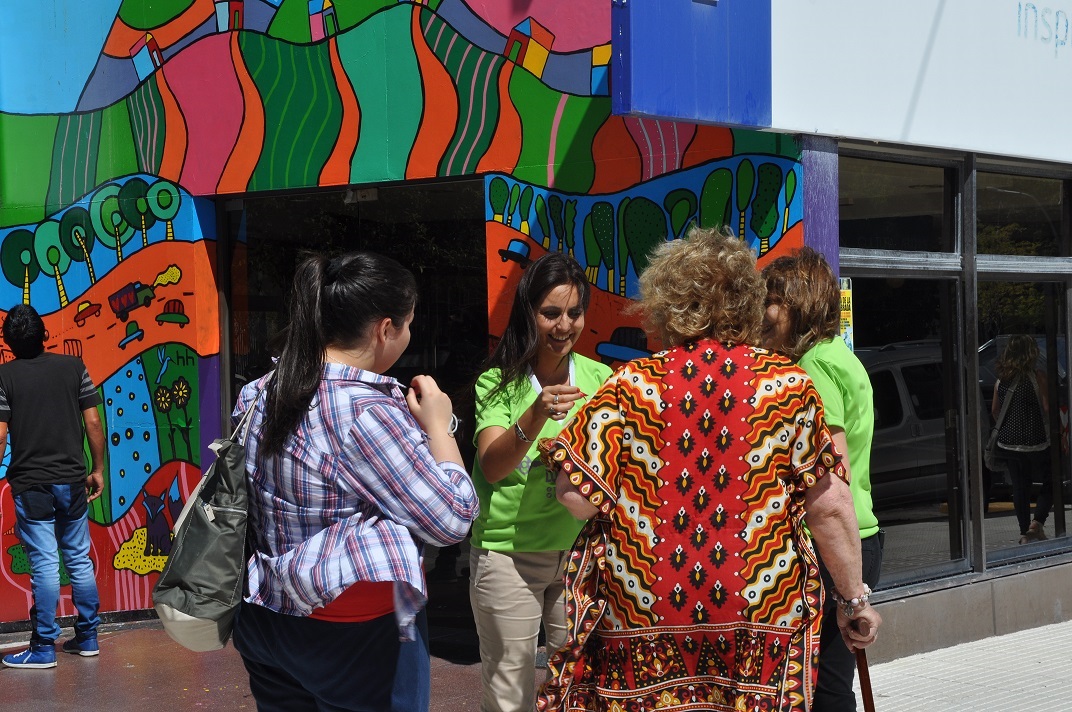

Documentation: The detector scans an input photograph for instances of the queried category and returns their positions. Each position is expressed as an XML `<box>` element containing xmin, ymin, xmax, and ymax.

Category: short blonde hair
<box><xmin>635</xmin><ymin>226</ymin><xmax>765</xmax><ymax>348</ymax></box>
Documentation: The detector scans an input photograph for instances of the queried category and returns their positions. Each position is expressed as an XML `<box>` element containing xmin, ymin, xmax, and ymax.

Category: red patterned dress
<box><xmin>537</xmin><ymin>340</ymin><xmax>846</xmax><ymax>712</ymax></box>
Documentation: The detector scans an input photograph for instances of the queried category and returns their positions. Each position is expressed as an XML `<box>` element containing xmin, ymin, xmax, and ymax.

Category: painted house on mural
<box><xmin>1</xmin><ymin>0</ymin><xmax>1071</xmax><ymax>659</ymax></box>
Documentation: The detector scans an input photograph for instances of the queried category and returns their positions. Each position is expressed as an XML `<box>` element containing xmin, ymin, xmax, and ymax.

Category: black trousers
<box><xmin>813</xmin><ymin>532</ymin><xmax>883</xmax><ymax>712</ymax></box>
<box><xmin>233</xmin><ymin>600</ymin><xmax>430</xmax><ymax>712</ymax></box>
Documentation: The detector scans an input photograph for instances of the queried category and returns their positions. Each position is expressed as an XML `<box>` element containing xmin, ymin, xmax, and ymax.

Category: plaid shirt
<box><xmin>233</xmin><ymin>365</ymin><xmax>478</xmax><ymax>639</ymax></box>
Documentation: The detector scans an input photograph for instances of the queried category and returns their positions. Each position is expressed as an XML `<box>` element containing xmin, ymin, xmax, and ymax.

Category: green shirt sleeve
<box><xmin>800</xmin><ymin>355</ymin><xmax>847</xmax><ymax>431</ymax></box>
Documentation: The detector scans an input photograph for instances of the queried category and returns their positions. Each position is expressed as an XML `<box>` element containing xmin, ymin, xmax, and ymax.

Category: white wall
<box><xmin>771</xmin><ymin>1</ymin><xmax>1072</xmax><ymax>163</ymax></box>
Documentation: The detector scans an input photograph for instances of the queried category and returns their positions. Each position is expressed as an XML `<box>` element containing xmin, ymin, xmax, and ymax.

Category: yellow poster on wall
<box><xmin>839</xmin><ymin>277</ymin><xmax>854</xmax><ymax>351</ymax></box>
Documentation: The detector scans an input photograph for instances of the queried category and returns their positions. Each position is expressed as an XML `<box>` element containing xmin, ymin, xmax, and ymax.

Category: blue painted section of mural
<box><xmin>610</xmin><ymin>0</ymin><xmax>772</xmax><ymax>129</ymax></box>
<box><xmin>0</xmin><ymin>0</ymin><xmax>123</xmax><ymax>114</ymax></box>
<box><xmin>0</xmin><ymin>175</ymin><xmax>205</xmax><ymax>316</ymax></box>
<box><xmin>485</xmin><ymin>153</ymin><xmax>801</xmax><ymax>298</ymax></box>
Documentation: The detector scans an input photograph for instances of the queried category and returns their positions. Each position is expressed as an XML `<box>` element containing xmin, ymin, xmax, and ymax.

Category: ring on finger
<box><xmin>553</xmin><ymin>394</ymin><xmax>559</xmax><ymax>405</ymax></box>
<box><xmin>548</xmin><ymin>405</ymin><xmax>556</xmax><ymax>416</ymax></box>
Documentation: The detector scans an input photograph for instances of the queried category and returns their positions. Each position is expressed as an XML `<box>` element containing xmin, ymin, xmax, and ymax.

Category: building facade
<box><xmin>1</xmin><ymin>0</ymin><xmax>1070</xmax><ymax>657</ymax></box>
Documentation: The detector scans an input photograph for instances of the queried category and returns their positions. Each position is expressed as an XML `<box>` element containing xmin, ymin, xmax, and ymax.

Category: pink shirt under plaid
<box><xmin>233</xmin><ymin>364</ymin><xmax>478</xmax><ymax>639</ymax></box>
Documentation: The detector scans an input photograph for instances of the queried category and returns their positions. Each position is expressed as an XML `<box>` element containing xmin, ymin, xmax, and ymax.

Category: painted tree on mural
<box><xmin>147</xmin><ymin>180</ymin><xmax>181</xmax><ymax>240</ymax></box>
<box><xmin>563</xmin><ymin>200</ymin><xmax>577</xmax><ymax>259</ymax></box>
<box><xmin>699</xmin><ymin>167</ymin><xmax>733</xmax><ymax>231</ymax></box>
<box><xmin>519</xmin><ymin>186</ymin><xmax>533</xmax><ymax>235</ymax></box>
<box><xmin>59</xmin><ymin>207</ymin><xmax>98</xmax><ymax>284</ymax></box>
<box><xmin>735</xmin><ymin>160</ymin><xmax>755</xmax><ymax>240</ymax></box>
<box><xmin>751</xmin><ymin>163</ymin><xmax>783</xmax><ymax>255</ymax></box>
<box><xmin>535</xmin><ymin>194</ymin><xmax>550</xmax><ymax>242</ymax></box>
<box><xmin>119</xmin><ymin>178</ymin><xmax>158</xmax><ymax>249</ymax></box>
<box><xmin>618</xmin><ymin>196</ymin><xmax>668</xmax><ymax>296</ymax></box>
<box><xmin>582</xmin><ymin>200</ymin><xmax>615</xmax><ymax>288</ymax></box>
<box><xmin>0</xmin><ymin>229</ymin><xmax>40</xmax><ymax>305</ymax></box>
<box><xmin>664</xmin><ymin>188</ymin><xmax>698</xmax><ymax>238</ymax></box>
<box><xmin>33</xmin><ymin>220</ymin><xmax>72</xmax><ymax>308</ymax></box>
<box><xmin>92</xmin><ymin>184</ymin><xmax>135</xmax><ymax>262</ymax></box>
<box><xmin>489</xmin><ymin>177</ymin><xmax>509</xmax><ymax>222</ymax></box>
<box><xmin>783</xmin><ymin>169</ymin><xmax>797</xmax><ymax>236</ymax></box>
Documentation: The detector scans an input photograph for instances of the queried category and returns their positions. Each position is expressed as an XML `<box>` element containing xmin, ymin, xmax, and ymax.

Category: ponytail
<box><xmin>260</xmin><ymin>251</ymin><xmax>418</xmax><ymax>455</ymax></box>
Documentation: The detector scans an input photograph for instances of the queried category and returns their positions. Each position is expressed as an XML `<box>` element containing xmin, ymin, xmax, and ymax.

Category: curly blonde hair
<box><xmin>761</xmin><ymin>247</ymin><xmax>840</xmax><ymax>361</ymax></box>
<box><xmin>634</xmin><ymin>226</ymin><xmax>765</xmax><ymax>348</ymax></box>
<box><xmin>996</xmin><ymin>334</ymin><xmax>1039</xmax><ymax>382</ymax></box>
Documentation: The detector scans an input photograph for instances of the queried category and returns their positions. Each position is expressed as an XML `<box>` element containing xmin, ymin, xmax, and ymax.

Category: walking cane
<box><xmin>856</xmin><ymin>648</ymin><xmax>875</xmax><ymax>712</ymax></box>
<box><xmin>853</xmin><ymin>618</ymin><xmax>876</xmax><ymax>712</ymax></box>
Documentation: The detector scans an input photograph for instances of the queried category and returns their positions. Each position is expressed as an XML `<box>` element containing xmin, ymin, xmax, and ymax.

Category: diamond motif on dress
<box><xmin>710</xmin><ymin>580</ymin><xmax>727</xmax><ymax>608</ymax></box>
<box><xmin>679</xmin><ymin>428</ymin><xmax>695</xmax><ymax>455</ymax></box>
<box><xmin>689</xmin><ymin>562</ymin><xmax>707</xmax><ymax>589</ymax></box>
<box><xmin>713</xmin><ymin>464</ymin><xmax>731</xmax><ymax>492</ymax></box>
<box><xmin>681</xmin><ymin>359</ymin><xmax>698</xmax><ymax>381</ymax></box>
<box><xmin>720</xmin><ymin>357</ymin><xmax>737</xmax><ymax>377</ymax></box>
<box><xmin>709</xmin><ymin>542</ymin><xmax>727</xmax><ymax>568</ymax></box>
<box><xmin>680</xmin><ymin>392</ymin><xmax>696</xmax><ymax>417</ymax></box>
<box><xmin>698</xmin><ymin>409</ymin><xmax>715</xmax><ymax>435</ymax></box>
<box><xmin>696</xmin><ymin>447</ymin><xmax>714</xmax><ymax>473</ymax></box>
<box><xmin>691</xmin><ymin>523</ymin><xmax>708</xmax><ymax>549</ymax></box>
<box><xmin>673</xmin><ymin>507</ymin><xmax>690</xmax><ymax>533</ymax></box>
<box><xmin>710</xmin><ymin>503</ymin><xmax>727</xmax><ymax>528</ymax></box>
<box><xmin>718</xmin><ymin>389</ymin><xmax>736</xmax><ymax>415</ymax></box>
<box><xmin>676</xmin><ymin>469</ymin><xmax>691</xmax><ymax>495</ymax></box>
<box><xmin>670</xmin><ymin>583</ymin><xmax>687</xmax><ymax>611</ymax></box>
<box><xmin>715</xmin><ymin>426</ymin><xmax>732</xmax><ymax>453</ymax></box>
<box><xmin>693</xmin><ymin>485</ymin><xmax>710</xmax><ymax>512</ymax></box>
<box><xmin>669</xmin><ymin>544</ymin><xmax>687</xmax><ymax>571</ymax></box>
<box><xmin>699</xmin><ymin>375</ymin><xmax>716</xmax><ymax>397</ymax></box>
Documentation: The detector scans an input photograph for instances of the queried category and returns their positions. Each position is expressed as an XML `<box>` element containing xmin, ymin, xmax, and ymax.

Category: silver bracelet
<box><xmin>832</xmin><ymin>583</ymin><xmax>872</xmax><ymax>618</ymax></box>
<box><xmin>514</xmin><ymin>421</ymin><xmax>533</xmax><ymax>442</ymax></box>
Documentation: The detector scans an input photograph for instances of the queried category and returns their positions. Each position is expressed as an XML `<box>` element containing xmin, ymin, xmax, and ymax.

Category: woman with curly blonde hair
<box><xmin>537</xmin><ymin>227</ymin><xmax>879</xmax><ymax>712</ymax></box>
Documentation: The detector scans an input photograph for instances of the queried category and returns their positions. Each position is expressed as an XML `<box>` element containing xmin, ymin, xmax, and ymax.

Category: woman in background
<box><xmin>992</xmin><ymin>334</ymin><xmax>1052</xmax><ymax>544</ymax></box>
<box><xmin>470</xmin><ymin>252</ymin><xmax>613</xmax><ymax>712</ymax></box>
<box><xmin>762</xmin><ymin>247</ymin><xmax>882</xmax><ymax>712</ymax></box>
<box><xmin>232</xmin><ymin>251</ymin><xmax>479</xmax><ymax>711</ymax></box>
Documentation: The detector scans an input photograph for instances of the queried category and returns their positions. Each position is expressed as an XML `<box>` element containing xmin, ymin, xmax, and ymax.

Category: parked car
<box><xmin>856</xmin><ymin>342</ymin><xmax>954</xmax><ymax>509</ymax></box>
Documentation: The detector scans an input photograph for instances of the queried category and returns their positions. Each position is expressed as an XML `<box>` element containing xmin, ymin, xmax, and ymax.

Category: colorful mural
<box><xmin>0</xmin><ymin>0</ymin><xmax>804</xmax><ymax>622</ymax></box>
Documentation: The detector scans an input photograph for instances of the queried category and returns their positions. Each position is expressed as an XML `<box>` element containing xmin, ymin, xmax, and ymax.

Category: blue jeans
<box><xmin>13</xmin><ymin>483</ymin><xmax>101</xmax><ymax>646</ymax></box>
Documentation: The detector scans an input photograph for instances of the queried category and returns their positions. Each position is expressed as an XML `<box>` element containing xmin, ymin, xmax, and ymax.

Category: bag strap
<box><xmin>230</xmin><ymin>372</ymin><xmax>274</xmax><ymax>446</ymax></box>
<box><xmin>993</xmin><ymin>377</ymin><xmax>1019</xmax><ymax>431</ymax></box>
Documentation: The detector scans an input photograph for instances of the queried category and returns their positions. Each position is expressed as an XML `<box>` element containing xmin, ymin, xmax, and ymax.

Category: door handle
<box><xmin>911</xmin><ymin>423</ymin><xmax>923</xmax><ymax>437</ymax></box>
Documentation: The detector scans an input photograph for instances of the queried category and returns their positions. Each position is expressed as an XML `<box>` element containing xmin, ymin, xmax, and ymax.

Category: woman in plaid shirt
<box><xmin>231</xmin><ymin>251</ymin><xmax>479</xmax><ymax>711</ymax></box>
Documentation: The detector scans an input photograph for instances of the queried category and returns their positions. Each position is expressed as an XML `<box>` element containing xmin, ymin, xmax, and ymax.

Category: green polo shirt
<box><xmin>799</xmin><ymin>337</ymin><xmax>881</xmax><ymax>539</ymax></box>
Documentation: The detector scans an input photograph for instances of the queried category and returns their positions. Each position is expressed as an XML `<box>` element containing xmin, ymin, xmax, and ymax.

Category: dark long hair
<box><xmin>261</xmin><ymin>251</ymin><xmax>418</xmax><ymax>454</ymax></box>
<box><xmin>481</xmin><ymin>252</ymin><xmax>590</xmax><ymax>403</ymax></box>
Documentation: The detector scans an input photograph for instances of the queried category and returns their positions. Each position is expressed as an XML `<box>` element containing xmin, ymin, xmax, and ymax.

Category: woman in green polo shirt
<box><xmin>470</xmin><ymin>252</ymin><xmax>612</xmax><ymax>712</ymax></box>
<box><xmin>762</xmin><ymin>248</ymin><xmax>882</xmax><ymax>712</ymax></box>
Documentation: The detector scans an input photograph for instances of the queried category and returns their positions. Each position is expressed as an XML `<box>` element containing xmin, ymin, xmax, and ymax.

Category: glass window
<box><xmin>977</xmin><ymin>280</ymin><xmax>1068</xmax><ymax>556</ymax></box>
<box><xmin>901</xmin><ymin>363</ymin><xmax>944</xmax><ymax>421</ymax></box>
<box><xmin>869</xmin><ymin>370</ymin><xmax>902</xmax><ymax>430</ymax></box>
<box><xmin>978</xmin><ymin>174</ymin><xmax>1063</xmax><ymax>257</ymax></box>
<box><xmin>848</xmin><ymin>277</ymin><xmax>963</xmax><ymax>583</ymax></box>
<box><xmin>840</xmin><ymin>157</ymin><xmax>949</xmax><ymax>252</ymax></box>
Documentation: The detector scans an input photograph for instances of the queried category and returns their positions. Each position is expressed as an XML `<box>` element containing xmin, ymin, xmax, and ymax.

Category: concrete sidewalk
<box><xmin>1</xmin><ymin>616</ymin><xmax>1069</xmax><ymax>709</ymax></box>
<box><xmin>854</xmin><ymin>620</ymin><xmax>1072</xmax><ymax>710</ymax></box>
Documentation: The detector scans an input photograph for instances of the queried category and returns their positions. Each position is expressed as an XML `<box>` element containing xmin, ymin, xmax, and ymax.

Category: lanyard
<box><xmin>528</xmin><ymin>355</ymin><xmax>575</xmax><ymax>396</ymax></box>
